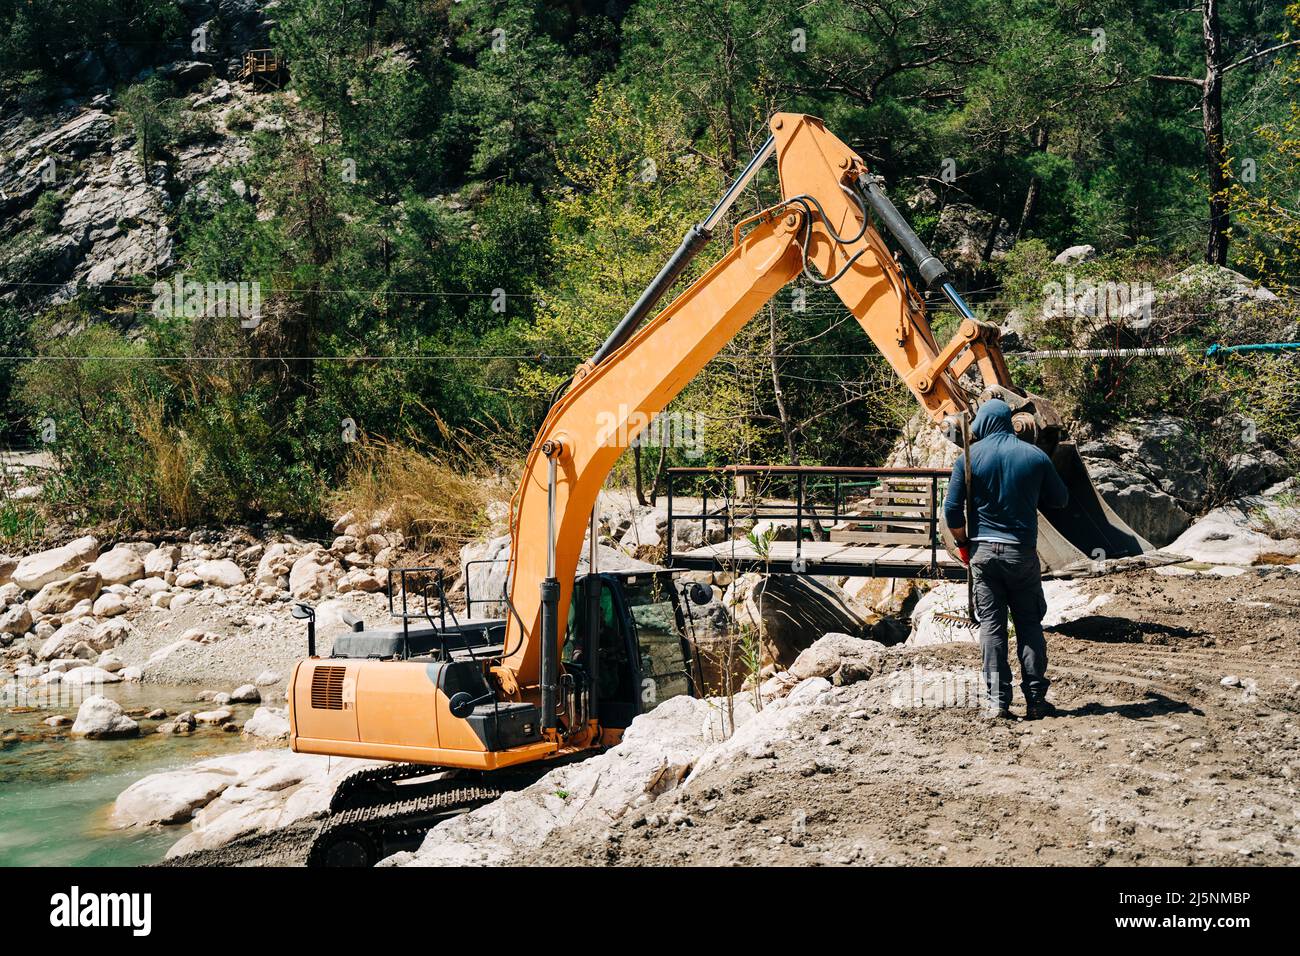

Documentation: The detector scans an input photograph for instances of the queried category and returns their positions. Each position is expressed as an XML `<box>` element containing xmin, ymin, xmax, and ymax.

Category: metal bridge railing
<box><xmin>665</xmin><ymin>464</ymin><xmax>961</xmax><ymax>579</ymax></box>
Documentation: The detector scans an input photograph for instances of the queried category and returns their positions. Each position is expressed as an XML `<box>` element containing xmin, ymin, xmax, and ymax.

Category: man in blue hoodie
<box><xmin>943</xmin><ymin>399</ymin><xmax>1069</xmax><ymax>721</ymax></box>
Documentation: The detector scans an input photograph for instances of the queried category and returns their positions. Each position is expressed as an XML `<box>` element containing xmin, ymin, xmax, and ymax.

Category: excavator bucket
<box><xmin>1036</xmin><ymin>441</ymin><xmax>1153</xmax><ymax>571</ymax></box>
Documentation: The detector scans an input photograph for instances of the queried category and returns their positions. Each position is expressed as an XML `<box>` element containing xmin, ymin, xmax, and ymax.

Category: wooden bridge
<box><xmin>666</xmin><ymin>465</ymin><xmax>966</xmax><ymax>580</ymax></box>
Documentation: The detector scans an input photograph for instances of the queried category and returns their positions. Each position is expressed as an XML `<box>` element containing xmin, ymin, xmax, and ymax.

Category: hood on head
<box><xmin>971</xmin><ymin>398</ymin><xmax>1014</xmax><ymax>440</ymax></box>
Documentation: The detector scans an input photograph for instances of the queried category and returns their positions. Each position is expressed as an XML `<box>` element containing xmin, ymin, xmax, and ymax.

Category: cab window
<box><xmin>622</xmin><ymin>576</ymin><xmax>692</xmax><ymax>708</ymax></box>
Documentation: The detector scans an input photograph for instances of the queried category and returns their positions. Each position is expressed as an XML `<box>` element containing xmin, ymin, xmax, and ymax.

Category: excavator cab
<box><xmin>563</xmin><ymin>570</ymin><xmax>698</xmax><ymax>730</ymax></box>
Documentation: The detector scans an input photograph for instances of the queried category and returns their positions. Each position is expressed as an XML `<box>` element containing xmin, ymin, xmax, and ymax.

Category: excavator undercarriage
<box><xmin>288</xmin><ymin>113</ymin><xmax>1151</xmax><ymax>866</ymax></box>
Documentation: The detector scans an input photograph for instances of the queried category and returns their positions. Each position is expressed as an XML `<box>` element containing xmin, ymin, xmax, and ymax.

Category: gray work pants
<box><xmin>970</xmin><ymin>540</ymin><xmax>1049</xmax><ymax>710</ymax></box>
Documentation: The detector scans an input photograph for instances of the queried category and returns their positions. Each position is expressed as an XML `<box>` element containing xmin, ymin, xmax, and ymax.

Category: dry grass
<box><xmin>333</xmin><ymin>433</ymin><xmax>514</xmax><ymax>558</ymax></box>
<box><xmin>133</xmin><ymin>396</ymin><xmax>199</xmax><ymax>525</ymax></box>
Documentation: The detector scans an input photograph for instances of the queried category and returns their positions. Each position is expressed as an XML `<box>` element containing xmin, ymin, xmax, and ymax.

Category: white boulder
<box><xmin>60</xmin><ymin>665</ymin><xmax>123</xmax><ymax>686</ymax></box>
<box><xmin>29</xmin><ymin>571</ymin><xmax>102</xmax><ymax>614</ymax></box>
<box><xmin>148</xmin><ymin>752</ymin><xmax>381</xmax><ymax>856</ymax></box>
<box><xmin>11</xmin><ymin>536</ymin><xmax>100</xmax><ymax>591</ymax></box>
<box><xmin>1168</xmin><ymin>487</ymin><xmax>1300</xmax><ymax>565</ymax></box>
<box><xmin>112</xmin><ymin>767</ymin><xmax>238</xmax><ymax>826</ymax></box>
<box><xmin>0</xmin><ymin>602</ymin><xmax>32</xmax><ymax>635</ymax></box>
<box><xmin>230</xmin><ymin>684</ymin><xmax>261</xmax><ymax>703</ymax></box>
<box><xmin>337</xmin><ymin>568</ymin><xmax>385</xmax><ymax>593</ymax></box>
<box><xmin>37</xmin><ymin>619</ymin><xmax>97</xmax><ymax>660</ymax></box>
<box><xmin>788</xmin><ymin>633</ymin><xmax>887</xmax><ymax>684</ymax></box>
<box><xmin>71</xmin><ymin>694</ymin><xmax>139</xmax><ymax>739</ymax></box>
<box><xmin>289</xmin><ymin>551</ymin><xmax>340</xmax><ymax>600</ymax></box>
<box><xmin>255</xmin><ymin>542</ymin><xmax>294</xmax><ymax>587</ymax></box>
<box><xmin>90</xmin><ymin>548</ymin><xmax>145</xmax><ymax>586</ymax></box>
<box><xmin>242</xmin><ymin>707</ymin><xmax>289</xmax><ymax>741</ymax></box>
<box><xmin>193</xmin><ymin>559</ymin><xmax>246</xmax><ymax>588</ymax></box>
<box><xmin>92</xmin><ymin>592</ymin><xmax>131</xmax><ymax>618</ymax></box>
<box><xmin>143</xmin><ymin>545</ymin><xmax>181</xmax><ymax>577</ymax></box>
<box><xmin>90</xmin><ymin>618</ymin><xmax>131</xmax><ymax>650</ymax></box>
<box><xmin>1053</xmin><ymin>244</ymin><xmax>1096</xmax><ymax>265</ymax></box>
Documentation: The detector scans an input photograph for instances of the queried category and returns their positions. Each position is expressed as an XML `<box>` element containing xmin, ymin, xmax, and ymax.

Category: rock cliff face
<box><xmin>0</xmin><ymin>2</ymin><xmax>275</xmax><ymax>316</ymax></box>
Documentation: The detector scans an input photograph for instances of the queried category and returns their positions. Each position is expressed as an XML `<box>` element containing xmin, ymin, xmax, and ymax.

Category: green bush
<box><xmin>33</xmin><ymin>190</ymin><xmax>63</xmax><ymax>233</ymax></box>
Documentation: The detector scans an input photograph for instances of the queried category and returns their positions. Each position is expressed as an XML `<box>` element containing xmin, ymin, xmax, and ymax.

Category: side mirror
<box><xmin>448</xmin><ymin>692</ymin><xmax>476</xmax><ymax>719</ymax></box>
<box><xmin>292</xmin><ymin>604</ymin><xmax>317</xmax><ymax>656</ymax></box>
<box><xmin>688</xmin><ymin>582</ymin><xmax>712</xmax><ymax>606</ymax></box>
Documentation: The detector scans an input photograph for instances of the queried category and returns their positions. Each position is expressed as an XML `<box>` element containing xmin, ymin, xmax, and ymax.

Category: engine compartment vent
<box><xmin>311</xmin><ymin>666</ymin><xmax>347</xmax><ymax>710</ymax></box>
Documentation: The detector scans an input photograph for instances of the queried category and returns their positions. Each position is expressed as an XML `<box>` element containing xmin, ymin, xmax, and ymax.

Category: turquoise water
<box><xmin>0</xmin><ymin>682</ymin><xmax>257</xmax><ymax>867</ymax></box>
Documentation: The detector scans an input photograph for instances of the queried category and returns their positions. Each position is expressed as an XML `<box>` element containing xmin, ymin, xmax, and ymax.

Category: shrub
<box><xmin>33</xmin><ymin>190</ymin><xmax>63</xmax><ymax>233</ymax></box>
<box><xmin>332</xmin><ymin>435</ymin><xmax>509</xmax><ymax>556</ymax></box>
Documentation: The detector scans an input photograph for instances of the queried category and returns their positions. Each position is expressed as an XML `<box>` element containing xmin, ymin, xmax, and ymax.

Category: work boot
<box><xmin>1024</xmin><ymin>698</ymin><xmax>1058</xmax><ymax>721</ymax></box>
<box><xmin>981</xmin><ymin>707</ymin><xmax>1014</xmax><ymax>722</ymax></box>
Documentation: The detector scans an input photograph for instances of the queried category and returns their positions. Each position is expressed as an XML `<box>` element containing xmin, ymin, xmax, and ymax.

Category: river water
<box><xmin>0</xmin><ymin>680</ymin><xmax>256</xmax><ymax>867</ymax></box>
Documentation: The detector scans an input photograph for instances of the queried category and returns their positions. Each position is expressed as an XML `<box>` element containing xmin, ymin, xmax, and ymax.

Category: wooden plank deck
<box><xmin>675</xmin><ymin>539</ymin><xmax>961</xmax><ymax>570</ymax></box>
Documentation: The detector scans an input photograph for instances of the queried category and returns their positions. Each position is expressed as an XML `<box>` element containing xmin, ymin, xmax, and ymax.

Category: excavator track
<box><xmin>328</xmin><ymin>762</ymin><xmax>450</xmax><ymax>813</ymax></box>
<box><xmin>308</xmin><ymin>785</ymin><xmax>502</xmax><ymax>868</ymax></box>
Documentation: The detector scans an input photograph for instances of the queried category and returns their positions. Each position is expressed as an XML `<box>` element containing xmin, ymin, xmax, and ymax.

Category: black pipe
<box><xmin>585</xmin><ymin>576</ymin><xmax>600</xmax><ymax>725</ymax></box>
<box><xmin>589</xmin><ymin>224</ymin><xmax>711</xmax><ymax>367</ymax></box>
<box><xmin>856</xmin><ymin>175</ymin><xmax>950</xmax><ymax>290</ymax></box>
<box><xmin>306</xmin><ymin>618</ymin><xmax>316</xmax><ymax>658</ymax></box>
<box><xmin>539</xmin><ymin>577</ymin><xmax>560</xmax><ymax>731</ymax></box>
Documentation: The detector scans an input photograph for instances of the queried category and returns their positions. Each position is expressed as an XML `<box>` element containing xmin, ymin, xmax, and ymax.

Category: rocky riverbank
<box><xmin>0</xmin><ymin>513</ymin><xmax>408</xmax><ymax>692</ymax></box>
<box><xmin>101</xmin><ymin>478</ymin><xmax>1300</xmax><ymax>865</ymax></box>
<box><xmin>2</xmin><ymin>460</ymin><xmax>1296</xmax><ymax>864</ymax></box>
<box><xmin>391</xmin><ymin>564</ymin><xmax>1300</xmax><ymax>868</ymax></box>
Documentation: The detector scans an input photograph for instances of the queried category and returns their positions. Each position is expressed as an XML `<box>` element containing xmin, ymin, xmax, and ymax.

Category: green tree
<box><xmin>117</xmin><ymin>76</ymin><xmax>180</xmax><ymax>163</ymax></box>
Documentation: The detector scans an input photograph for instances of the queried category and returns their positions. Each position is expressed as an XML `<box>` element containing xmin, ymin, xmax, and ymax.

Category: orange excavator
<box><xmin>287</xmin><ymin>114</ymin><xmax>1149</xmax><ymax>865</ymax></box>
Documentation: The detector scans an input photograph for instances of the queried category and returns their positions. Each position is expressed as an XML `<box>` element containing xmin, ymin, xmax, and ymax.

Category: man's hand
<box><xmin>950</xmin><ymin>525</ymin><xmax>970</xmax><ymax>565</ymax></box>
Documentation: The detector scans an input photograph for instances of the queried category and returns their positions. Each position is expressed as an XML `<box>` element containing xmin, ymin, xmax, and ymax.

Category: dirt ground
<box><xmin>516</xmin><ymin>566</ymin><xmax>1300</xmax><ymax>866</ymax></box>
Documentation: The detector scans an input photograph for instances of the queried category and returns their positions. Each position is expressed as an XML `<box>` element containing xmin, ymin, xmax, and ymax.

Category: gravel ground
<box><xmin>112</xmin><ymin>588</ymin><xmax>395</xmax><ymax>687</ymax></box>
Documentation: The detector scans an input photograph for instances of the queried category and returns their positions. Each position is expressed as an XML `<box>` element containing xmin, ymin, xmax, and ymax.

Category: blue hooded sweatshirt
<box><xmin>943</xmin><ymin>399</ymin><xmax>1069</xmax><ymax>547</ymax></box>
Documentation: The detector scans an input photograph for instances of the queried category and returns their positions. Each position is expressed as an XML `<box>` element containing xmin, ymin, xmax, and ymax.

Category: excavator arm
<box><xmin>497</xmin><ymin>113</ymin><xmax>1150</xmax><ymax>726</ymax></box>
